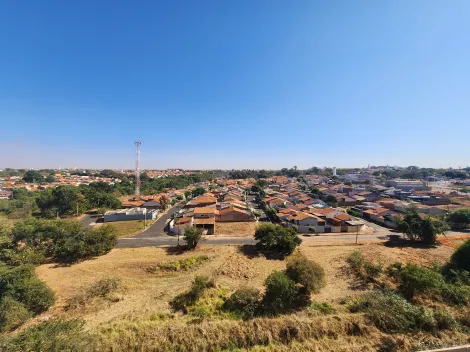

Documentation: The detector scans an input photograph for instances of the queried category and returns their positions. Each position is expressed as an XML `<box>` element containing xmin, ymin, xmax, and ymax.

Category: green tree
<box><xmin>183</xmin><ymin>227</ymin><xmax>203</xmax><ymax>250</ymax></box>
<box><xmin>45</xmin><ymin>174</ymin><xmax>56</xmax><ymax>183</ymax></box>
<box><xmin>398</xmin><ymin>206</ymin><xmax>448</xmax><ymax>245</ymax></box>
<box><xmin>22</xmin><ymin>170</ymin><xmax>44</xmax><ymax>183</ymax></box>
<box><xmin>191</xmin><ymin>187</ymin><xmax>206</xmax><ymax>197</ymax></box>
<box><xmin>450</xmin><ymin>239</ymin><xmax>470</xmax><ymax>272</ymax></box>
<box><xmin>184</xmin><ymin>190</ymin><xmax>192</xmax><ymax>200</ymax></box>
<box><xmin>447</xmin><ymin>209</ymin><xmax>470</xmax><ymax>230</ymax></box>
<box><xmin>254</xmin><ymin>223</ymin><xmax>302</xmax><ymax>255</ymax></box>
<box><xmin>325</xmin><ymin>195</ymin><xmax>337</xmax><ymax>207</ymax></box>
<box><xmin>261</xmin><ymin>271</ymin><xmax>297</xmax><ymax>315</ymax></box>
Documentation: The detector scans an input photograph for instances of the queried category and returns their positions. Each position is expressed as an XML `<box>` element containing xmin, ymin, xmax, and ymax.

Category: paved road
<box><xmin>80</xmin><ymin>214</ymin><xmax>100</xmax><ymax>228</ymax></box>
<box><xmin>115</xmin><ymin>231</ymin><xmax>396</xmax><ymax>249</ymax></box>
<box><xmin>133</xmin><ymin>204</ymin><xmax>183</xmax><ymax>239</ymax></box>
<box><xmin>108</xmin><ymin>205</ymin><xmax>469</xmax><ymax>249</ymax></box>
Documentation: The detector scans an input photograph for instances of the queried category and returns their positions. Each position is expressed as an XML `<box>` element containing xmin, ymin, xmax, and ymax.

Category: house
<box><xmin>173</xmin><ymin>216</ymin><xmax>194</xmax><ymax>235</ymax></box>
<box><xmin>122</xmin><ymin>200</ymin><xmax>145</xmax><ymax>208</ymax></box>
<box><xmin>217</xmin><ymin>206</ymin><xmax>255</xmax><ymax>222</ymax></box>
<box><xmin>193</xmin><ymin>207</ymin><xmax>215</xmax><ymax>234</ymax></box>
<box><xmin>187</xmin><ymin>196</ymin><xmax>217</xmax><ymax>208</ymax></box>
<box><xmin>142</xmin><ymin>200</ymin><xmax>161</xmax><ymax>210</ymax></box>
<box><xmin>0</xmin><ymin>190</ymin><xmax>12</xmax><ymax>199</ymax></box>
<box><xmin>286</xmin><ymin>212</ymin><xmax>326</xmax><ymax>233</ymax></box>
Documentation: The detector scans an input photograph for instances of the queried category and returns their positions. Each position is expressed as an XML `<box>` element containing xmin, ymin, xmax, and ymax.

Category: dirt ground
<box><xmin>35</xmin><ymin>241</ymin><xmax>455</xmax><ymax>329</ymax></box>
<box><xmin>214</xmin><ymin>221</ymin><xmax>258</xmax><ymax>236</ymax></box>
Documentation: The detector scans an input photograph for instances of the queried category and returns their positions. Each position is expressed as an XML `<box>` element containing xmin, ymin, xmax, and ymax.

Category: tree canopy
<box><xmin>398</xmin><ymin>206</ymin><xmax>449</xmax><ymax>244</ymax></box>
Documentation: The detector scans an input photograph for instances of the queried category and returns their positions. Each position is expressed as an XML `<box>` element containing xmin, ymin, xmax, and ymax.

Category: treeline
<box><xmin>0</xmin><ymin>217</ymin><xmax>117</xmax><ymax>333</ymax></box>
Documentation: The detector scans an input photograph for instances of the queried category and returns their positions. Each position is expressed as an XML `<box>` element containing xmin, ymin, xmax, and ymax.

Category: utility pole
<box><xmin>356</xmin><ymin>224</ymin><xmax>359</xmax><ymax>244</ymax></box>
<box><xmin>76</xmin><ymin>202</ymin><xmax>79</xmax><ymax>216</ymax></box>
<box><xmin>144</xmin><ymin>209</ymin><xmax>147</xmax><ymax>229</ymax></box>
<box><xmin>135</xmin><ymin>140</ymin><xmax>141</xmax><ymax>196</ymax></box>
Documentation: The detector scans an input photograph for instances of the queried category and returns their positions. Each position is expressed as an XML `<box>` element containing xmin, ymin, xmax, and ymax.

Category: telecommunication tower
<box><xmin>135</xmin><ymin>140</ymin><xmax>141</xmax><ymax>196</ymax></box>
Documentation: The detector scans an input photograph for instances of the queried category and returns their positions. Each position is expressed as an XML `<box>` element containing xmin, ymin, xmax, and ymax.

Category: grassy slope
<box><xmin>33</xmin><ymin>242</ymin><xmax>467</xmax><ymax>351</ymax></box>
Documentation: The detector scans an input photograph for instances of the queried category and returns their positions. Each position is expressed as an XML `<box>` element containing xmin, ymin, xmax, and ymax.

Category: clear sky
<box><xmin>1</xmin><ymin>0</ymin><xmax>469</xmax><ymax>170</ymax></box>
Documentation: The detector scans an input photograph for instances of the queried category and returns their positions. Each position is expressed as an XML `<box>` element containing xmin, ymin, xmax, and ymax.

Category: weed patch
<box><xmin>147</xmin><ymin>255</ymin><xmax>210</xmax><ymax>273</ymax></box>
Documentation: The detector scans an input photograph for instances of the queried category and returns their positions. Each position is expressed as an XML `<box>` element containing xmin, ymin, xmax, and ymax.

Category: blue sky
<box><xmin>1</xmin><ymin>0</ymin><xmax>469</xmax><ymax>170</ymax></box>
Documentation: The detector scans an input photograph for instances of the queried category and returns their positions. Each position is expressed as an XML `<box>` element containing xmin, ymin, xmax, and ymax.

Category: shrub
<box><xmin>170</xmin><ymin>275</ymin><xmax>215</xmax><ymax>312</ymax></box>
<box><xmin>347</xmin><ymin>250</ymin><xmax>382</xmax><ymax>281</ymax></box>
<box><xmin>223</xmin><ymin>287</ymin><xmax>261</xmax><ymax>319</ymax></box>
<box><xmin>150</xmin><ymin>255</ymin><xmax>210</xmax><ymax>272</ymax></box>
<box><xmin>439</xmin><ymin>283</ymin><xmax>470</xmax><ymax>306</ymax></box>
<box><xmin>450</xmin><ymin>239</ymin><xmax>470</xmax><ymax>272</ymax></box>
<box><xmin>0</xmin><ymin>265</ymin><xmax>55</xmax><ymax>315</ymax></box>
<box><xmin>0</xmin><ymin>247</ymin><xmax>45</xmax><ymax>266</ymax></box>
<box><xmin>285</xmin><ymin>253</ymin><xmax>325</xmax><ymax>294</ymax></box>
<box><xmin>447</xmin><ymin>209</ymin><xmax>470</xmax><ymax>230</ymax></box>
<box><xmin>397</xmin><ymin>264</ymin><xmax>444</xmax><ymax>300</ymax></box>
<box><xmin>308</xmin><ymin>302</ymin><xmax>335</xmax><ymax>315</ymax></box>
<box><xmin>433</xmin><ymin>306</ymin><xmax>457</xmax><ymax>330</ymax></box>
<box><xmin>183</xmin><ymin>227</ymin><xmax>203</xmax><ymax>250</ymax></box>
<box><xmin>261</xmin><ymin>271</ymin><xmax>298</xmax><ymax>315</ymax></box>
<box><xmin>254</xmin><ymin>223</ymin><xmax>301</xmax><ymax>255</ymax></box>
<box><xmin>67</xmin><ymin>277</ymin><xmax>120</xmax><ymax>309</ymax></box>
<box><xmin>0</xmin><ymin>297</ymin><xmax>31</xmax><ymax>332</ymax></box>
<box><xmin>53</xmin><ymin>224</ymin><xmax>117</xmax><ymax>263</ymax></box>
<box><xmin>386</xmin><ymin>262</ymin><xmax>404</xmax><ymax>278</ymax></box>
<box><xmin>350</xmin><ymin>291</ymin><xmax>422</xmax><ymax>333</ymax></box>
<box><xmin>0</xmin><ymin>319</ymin><xmax>95</xmax><ymax>352</ymax></box>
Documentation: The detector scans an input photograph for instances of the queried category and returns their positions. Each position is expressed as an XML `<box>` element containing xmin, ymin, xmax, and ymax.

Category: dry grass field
<box><xmin>35</xmin><ymin>241</ymin><xmax>455</xmax><ymax>331</ymax></box>
<box><xmin>98</xmin><ymin>219</ymin><xmax>156</xmax><ymax>237</ymax></box>
<box><xmin>214</xmin><ymin>221</ymin><xmax>258</xmax><ymax>236</ymax></box>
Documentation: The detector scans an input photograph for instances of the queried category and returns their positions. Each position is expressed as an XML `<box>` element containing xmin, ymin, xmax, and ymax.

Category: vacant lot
<box><xmin>35</xmin><ymin>241</ymin><xmax>455</xmax><ymax>331</ymax></box>
<box><xmin>100</xmin><ymin>219</ymin><xmax>155</xmax><ymax>237</ymax></box>
<box><xmin>214</xmin><ymin>221</ymin><xmax>258</xmax><ymax>236</ymax></box>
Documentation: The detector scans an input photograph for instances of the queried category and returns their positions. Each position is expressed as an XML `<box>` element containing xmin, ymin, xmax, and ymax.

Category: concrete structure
<box><xmin>333</xmin><ymin>167</ymin><xmax>337</xmax><ymax>176</ymax></box>
<box><xmin>386</xmin><ymin>179</ymin><xmax>428</xmax><ymax>190</ymax></box>
<box><xmin>104</xmin><ymin>207</ymin><xmax>158</xmax><ymax>222</ymax></box>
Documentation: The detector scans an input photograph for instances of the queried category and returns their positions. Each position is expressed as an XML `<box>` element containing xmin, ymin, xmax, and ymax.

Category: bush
<box><xmin>170</xmin><ymin>275</ymin><xmax>215</xmax><ymax>312</ymax></box>
<box><xmin>254</xmin><ymin>223</ymin><xmax>301</xmax><ymax>255</ymax></box>
<box><xmin>261</xmin><ymin>271</ymin><xmax>298</xmax><ymax>315</ymax></box>
<box><xmin>223</xmin><ymin>287</ymin><xmax>261</xmax><ymax>319</ymax></box>
<box><xmin>150</xmin><ymin>255</ymin><xmax>210</xmax><ymax>272</ymax></box>
<box><xmin>183</xmin><ymin>227</ymin><xmax>203</xmax><ymax>250</ymax></box>
<box><xmin>347</xmin><ymin>250</ymin><xmax>382</xmax><ymax>281</ymax></box>
<box><xmin>67</xmin><ymin>277</ymin><xmax>120</xmax><ymax>309</ymax></box>
<box><xmin>0</xmin><ymin>247</ymin><xmax>45</xmax><ymax>266</ymax></box>
<box><xmin>53</xmin><ymin>224</ymin><xmax>117</xmax><ymax>263</ymax></box>
<box><xmin>0</xmin><ymin>319</ymin><xmax>96</xmax><ymax>352</ymax></box>
<box><xmin>0</xmin><ymin>265</ymin><xmax>55</xmax><ymax>315</ymax></box>
<box><xmin>397</xmin><ymin>264</ymin><xmax>444</xmax><ymax>300</ymax></box>
<box><xmin>350</xmin><ymin>291</ymin><xmax>422</xmax><ymax>333</ymax></box>
<box><xmin>447</xmin><ymin>209</ymin><xmax>470</xmax><ymax>230</ymax></box>
<box><xmin>285</xmin><ymin>253</ymin><xmax>325</xmax><ymax>294</ymax></box>
<box><xmin>439</xmin><ymin>283</ymin><xmax>470</xmax><ymax>306</ymax></box>
<box><xmin>0</xmin><ymin>297</ymin><xmax>31</xmax><ymax>332</ymax></box>
<box><xmin>433</xmin><ymin>306</ymin><xmax>457</xmax><ymax>330</ymax></box>
<box><xmin>308</xmin><ymin>302</ymin><xmax>335</xmax><ymax>315</ymax></box>
<box><xmin>11</xmin><ymin>218</ymin><xmax>117</xmax><ymax>264</ymax></box>
<box><xmin>450</xmin><ymin>239</ymin><xmax>470</xmax><ymax>272</ymax></box>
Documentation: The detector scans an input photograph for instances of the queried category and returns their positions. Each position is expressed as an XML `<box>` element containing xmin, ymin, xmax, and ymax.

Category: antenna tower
<box><xmin>135</xmin><ymin>140</ymin><xmax>141</xmax><ymax>196</ymax></box>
